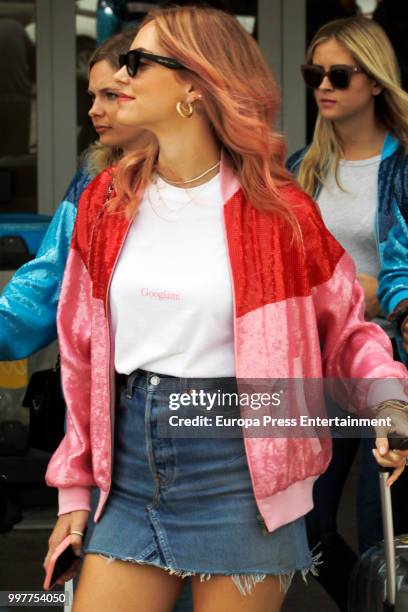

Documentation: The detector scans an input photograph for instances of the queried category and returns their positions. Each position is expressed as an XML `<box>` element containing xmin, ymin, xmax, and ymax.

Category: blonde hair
<box><xmin>298</xmin><ymin>17</ymin><xmax>408</xmax><ymax>196</ymax></box>
<box><xmin>83</xmin><ymin>142</ymin><xmax>121</xmax><ymax>177</ymax></box>
<box><xmin>111</xmin><ymin>6</ymin><xmax>301</xmax><ymax>234</ymax></box>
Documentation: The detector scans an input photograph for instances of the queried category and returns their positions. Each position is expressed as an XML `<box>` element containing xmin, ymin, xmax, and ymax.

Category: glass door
<box><xmin>0</xmin><ymin>1</ymin><xmax>37</xmax><ymax>213</ymax></box>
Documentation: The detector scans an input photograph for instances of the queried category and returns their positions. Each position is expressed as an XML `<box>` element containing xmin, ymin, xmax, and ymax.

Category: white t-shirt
<box><xmin>110</xmin><ymin>173</ymin><xmax>236</xmax><ymax>377</ymax></box>
<box><xmin>317</xmin><ymin>154</ymin><xmax>392</xmax><ymax>333</ymax></box>
<box><xmin>317</xmin><ymin>155</ymin><xmax>381</xmax><ymax>277</ymax></box>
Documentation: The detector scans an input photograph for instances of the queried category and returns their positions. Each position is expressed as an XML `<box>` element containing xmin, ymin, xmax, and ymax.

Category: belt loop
<box><xmin>125</xmin><ymin>370</ymin><xmax>139</xmax><ymax>399</ymax></box>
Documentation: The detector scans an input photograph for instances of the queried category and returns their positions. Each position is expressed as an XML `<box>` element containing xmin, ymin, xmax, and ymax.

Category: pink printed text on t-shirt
<box><xmin>140</xmin><ymin>288</ymin><xmax>181</xmax><ymax>301</ymax></box>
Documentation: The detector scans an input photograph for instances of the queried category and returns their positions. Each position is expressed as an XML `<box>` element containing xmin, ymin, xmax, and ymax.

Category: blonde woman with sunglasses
<box><xmin>287</xmin><ymin>16</ymin><xmax>408</xmax><ymax>611</ymax></box>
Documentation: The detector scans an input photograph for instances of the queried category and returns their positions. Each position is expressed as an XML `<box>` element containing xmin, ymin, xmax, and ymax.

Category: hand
<box><xmin>373</xmin><ymin>399</ymin><xmax>408</xmax><ymax>485</ymax></box>
<box><xmin>356</xmin><ymin>273</ymin><xmax>381</xmax><ymax>320</ymax></box>
<box><xmin>372</xmin><ymin>440</ymin><xmax>408</xmax><ymax>486</ymax></box>
<box><xmin>43</xmin><ymin>510</ymin><xmax>89</xmax><ymax>585</ymax></box>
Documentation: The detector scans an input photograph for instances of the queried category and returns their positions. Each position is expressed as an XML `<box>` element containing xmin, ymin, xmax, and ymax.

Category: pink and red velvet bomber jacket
<box><xmin>45</xmin><ymin>155</ymin><xmax>408</xmax><ymax>533</ymax></box>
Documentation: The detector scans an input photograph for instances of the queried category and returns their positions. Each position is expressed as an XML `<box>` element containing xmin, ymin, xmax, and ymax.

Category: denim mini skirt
<box><xmin>82</xmin><ymin>370</ymin><xmax>314</xmax><ymax>596</ymax></box>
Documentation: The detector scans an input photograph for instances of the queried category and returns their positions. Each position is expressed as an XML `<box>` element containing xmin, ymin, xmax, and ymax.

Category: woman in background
<box><xmin>0</xmin><ymin>27</ymin><xmax>144</xmax><ymax>362</ymax></box>
<box><xmin>287</xmin><ymin>16</ymin><xmax>408</xmax><ymax>611</ymax></box>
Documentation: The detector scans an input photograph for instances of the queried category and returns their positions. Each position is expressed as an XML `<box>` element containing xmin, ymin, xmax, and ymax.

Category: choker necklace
<box><xmin>156</xmin><ymin>160</ymin><xmax>221</xmax><ymax>185</ymax></box>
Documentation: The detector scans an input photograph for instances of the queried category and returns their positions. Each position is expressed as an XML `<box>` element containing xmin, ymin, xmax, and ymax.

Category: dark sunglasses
<box><xmin>301</xmin><ymin>64</ymin><xmax>364</xmax><ymax>90</ymax></box>
<box><xmin>119</xmin><ymin>49</ymin><xmax>184</xmax><ymax>77</ymax></box>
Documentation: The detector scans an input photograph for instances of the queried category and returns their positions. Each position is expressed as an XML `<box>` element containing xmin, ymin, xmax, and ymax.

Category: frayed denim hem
<box><xmin>274</xmin><ymin>544</ymin><xmax>323</xmax><ymax>596</ymax></box>
<box><xmin>90</xmin><ymin>547</ymin><xmax>322</xmax><ymax>597</ymax></box>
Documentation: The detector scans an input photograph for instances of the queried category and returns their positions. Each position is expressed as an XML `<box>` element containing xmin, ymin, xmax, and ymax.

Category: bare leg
<box><xmin>191</xmin><ymin>574</ymin><xmax>287</xmax><ymax>612</ymax></box>
<box><xmin>72</xmin><ymin>553</ymin><xmax>185</xmax><ymax>612</ymax></box>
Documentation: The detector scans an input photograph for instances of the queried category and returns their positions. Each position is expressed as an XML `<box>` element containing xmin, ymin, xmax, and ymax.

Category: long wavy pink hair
<box><xmin>111</xmin><ymin>6</ymin><xmax>299</xmax><ymax>231</ymax></box>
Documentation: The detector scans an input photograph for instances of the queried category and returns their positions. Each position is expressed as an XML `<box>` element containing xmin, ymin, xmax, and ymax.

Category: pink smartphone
<box><xmin>43</xmin><ymin>535</ymin><xmax>81</xmax><ymax>590</ymax></box>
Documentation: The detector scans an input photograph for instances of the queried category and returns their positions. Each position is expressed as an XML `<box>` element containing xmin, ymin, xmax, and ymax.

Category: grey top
<box><xmin>317</xmin><ymin>154</ymin><xmax>381</xmax><ymax>277</ymax></box>
<box><xmin>318</xmin><ymin>154</ymin><xmax>392</xmax><ymax>333</ymax></box>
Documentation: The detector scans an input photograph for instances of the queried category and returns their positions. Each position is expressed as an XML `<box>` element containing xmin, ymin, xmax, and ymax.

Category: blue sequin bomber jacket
<box><xmin>0</xmin><ymin>163</ymin><xmax>91</xmax><ymax>360</ymax></box>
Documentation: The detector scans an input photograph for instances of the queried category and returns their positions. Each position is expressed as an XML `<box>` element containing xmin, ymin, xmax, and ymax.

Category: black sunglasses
<box><xmin>301</xmin><ymin>64</ymin><xmax>364</xmax><ymax>90</ymax></box>
<box><xmin>119</xmin><ymin>49</ymin><xmax>184</xmax><ymax>77</ymax></box>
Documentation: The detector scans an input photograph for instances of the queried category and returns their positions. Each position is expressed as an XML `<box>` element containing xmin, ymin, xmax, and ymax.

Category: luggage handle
<box><xmin>378</xmin><ymin>436</ymin><xmax>408</xmax><ymax>611</ymax></box>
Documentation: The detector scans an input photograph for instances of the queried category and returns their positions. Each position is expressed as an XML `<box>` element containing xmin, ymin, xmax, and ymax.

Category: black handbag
<box><xmin>0</xmin><ymin>473</ymin><xmax>22</xmax><ymax>533</ymax></box>
<box><xmin>22</xmin><ymin>356</ymin><xmax>66</xmax><ymax>453</ymax></box>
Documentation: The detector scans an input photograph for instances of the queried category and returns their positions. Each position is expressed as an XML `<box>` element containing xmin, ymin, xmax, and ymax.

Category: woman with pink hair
<box><xmin>43</xmin><ymin>6</ymin><xmax>408</xmax><ymax>611</ymax></box>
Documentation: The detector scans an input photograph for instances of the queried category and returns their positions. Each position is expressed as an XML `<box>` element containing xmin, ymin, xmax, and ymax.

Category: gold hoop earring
<box><xmin>176</xmin><ymin>101</ymin><xmax>194</xmax><ymax>118</ymax></box>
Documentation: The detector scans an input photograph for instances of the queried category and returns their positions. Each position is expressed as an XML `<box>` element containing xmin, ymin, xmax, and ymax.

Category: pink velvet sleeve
<box><xmin>312</xmin><ymin>250</ymin><xmax>408</xmax><ymax>410</ymax></box>
<box><xmin>44</xmin><ymin>197</ymin><xmax>95</xmax><ymax>516</ymax></box>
